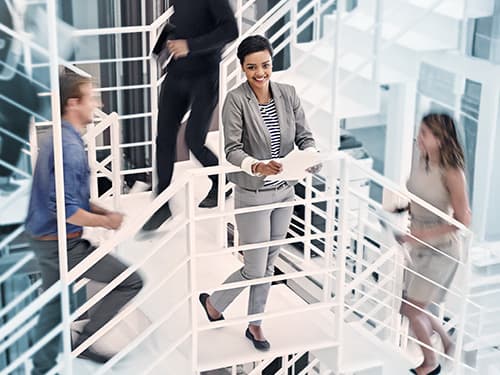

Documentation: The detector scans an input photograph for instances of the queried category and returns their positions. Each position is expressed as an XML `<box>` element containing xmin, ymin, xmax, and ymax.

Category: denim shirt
<box><xmin>25</xmin><ymin>121</ymin><xmax>90</xmax><ymax>237</ymax></box>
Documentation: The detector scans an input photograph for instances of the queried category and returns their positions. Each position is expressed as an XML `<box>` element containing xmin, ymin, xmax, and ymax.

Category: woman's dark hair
<box><xmin>237</xmin><ymin>35</ymin><xmax>273</xmax><ymax>65</ymax></box>
<box><xmin>421</xmin><ymin>113</ymin><xmax>465</xmax><ymax>170</ymax></box>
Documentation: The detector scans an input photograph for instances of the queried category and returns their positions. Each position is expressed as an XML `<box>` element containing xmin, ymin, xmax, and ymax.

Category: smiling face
<box><xmin>241</xmin><ymin>50</ymin><xmax>273</xmax><ymax>93</ymax></box>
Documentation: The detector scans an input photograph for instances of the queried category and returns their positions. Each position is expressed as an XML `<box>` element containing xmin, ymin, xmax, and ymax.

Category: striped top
<box><xmin>259</xmin><ymin>99</ymin><xmax>283</xmax><ymax>188</ymax></box>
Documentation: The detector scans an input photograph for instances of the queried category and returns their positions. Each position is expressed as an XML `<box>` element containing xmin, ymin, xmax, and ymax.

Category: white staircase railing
<box><xmin>0</xmin><ymin>1</ymin><xmax>484</xmax><ymax>374</ymax></box>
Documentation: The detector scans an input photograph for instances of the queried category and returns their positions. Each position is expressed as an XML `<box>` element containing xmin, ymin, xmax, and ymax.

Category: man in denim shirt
<box><xmin>26</xmin><ymin>72</ymin><xmax>143</xmax><ymax>374</ymax></box>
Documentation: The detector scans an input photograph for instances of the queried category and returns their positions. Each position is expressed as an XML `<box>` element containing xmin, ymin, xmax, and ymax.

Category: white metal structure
<box><xmin>0</xmin><ymin>0</ymin><xmax>498</xmax><ymax>374</ymax></box>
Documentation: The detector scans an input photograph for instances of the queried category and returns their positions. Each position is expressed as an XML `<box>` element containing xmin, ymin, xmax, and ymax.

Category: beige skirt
<box><xmin>405</xmin><ymin>233</ymin><xmax>461</xmax><ymax>304</ymax></box>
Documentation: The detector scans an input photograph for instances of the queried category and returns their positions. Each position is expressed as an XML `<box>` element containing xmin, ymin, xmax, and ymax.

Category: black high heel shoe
<box><xmin>410</xmin><ymin>364</ymin><xmax>441</xmax><ymax>375</ymax></box>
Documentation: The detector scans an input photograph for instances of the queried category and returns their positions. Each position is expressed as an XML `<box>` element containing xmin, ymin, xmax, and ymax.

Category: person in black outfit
<box><xmin>143</xmin><ymin>0</ymin><xmax>238</xmax><ymax>231</ymax></box>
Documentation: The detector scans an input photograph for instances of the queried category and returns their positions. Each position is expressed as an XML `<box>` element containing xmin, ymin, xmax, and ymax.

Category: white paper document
<box><xmin>264</xmin><ymin>149</ymin><xmax>321</xmax><ymax>181</ymax></box>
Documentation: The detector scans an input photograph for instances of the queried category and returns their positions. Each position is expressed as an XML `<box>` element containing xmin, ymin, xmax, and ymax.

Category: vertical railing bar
<box><xmin>372</xmin><ymin>0</ymin><xmax>383</xmax><ymax>82</ymax></box>
<box><xmin>110</xmin><ymin>112</ymin><xmax>122</xmax><ymax>209</ymax></box>
<box><xmin>334</xmin><ymin>155</ymin><xmax>349</xmax><ymax>373</ymax></box>
<box><xmin>186</xmin><ymin>176</ymin><xmax>199</xmax><ymax>374</ymax></box>
<box><xmin>454</xmin><ymin>231</ymin><xmax>473</xmax><ymax>375</ymax></box>
<box><xmin>47</xmin><ymin>0</ymin><xmax>72</xmax><ymax>373</ymax></box>
<box><xmin>304</xmin><ymin>173</ymin><xmax>313</xmax><ymax>262</ymax></box>
<box><xmin>149</xmin><ymin>20</ymin><xmax>159</xmax><ymax>193</ymax></box>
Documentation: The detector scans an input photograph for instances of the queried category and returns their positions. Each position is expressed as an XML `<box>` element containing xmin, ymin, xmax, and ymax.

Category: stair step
<box><xmin>339</xmin><ymin>1</ymin><xmax>460</xmax><ymax>51</ymax></box>
<box><xmin>197</xmin><ymin>284</ymin><xmax>338</xmax><ymax>372</ymax></box>
<box><xmin>314</xmin><ymin>321</ymin><xmax>418</xmax><ymax>373</ymax></box>
<box><xmin>272</xmin><ymin>70</ymin><xmax>380</xmax><ymax>121</ymax></box>
<box><xmin>293</xmin><ymin>41</ymin><xmax>411</xmax><ymax>84</ymax></box>
<box><xmin>401</xmin><ymin>0</ymin><xmax>495</xmax><ymax>19</ymax></box>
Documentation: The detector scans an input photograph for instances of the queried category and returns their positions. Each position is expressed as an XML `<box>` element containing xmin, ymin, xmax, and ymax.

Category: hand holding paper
<box><xmin>264</xmin><ymin>149</ymin><xmax>321</xmax><ymax>181</ymax></box>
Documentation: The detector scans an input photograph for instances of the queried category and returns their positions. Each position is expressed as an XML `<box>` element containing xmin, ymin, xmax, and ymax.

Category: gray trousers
<box><xmin>210</xmin><ymin>184</ymin><xmax>294</xmax><ymax>326</ymax></box>
<box><xmin>31</xmin><ymin>237</ymin><xmax>143</xmax><ymax>375</ymax></box>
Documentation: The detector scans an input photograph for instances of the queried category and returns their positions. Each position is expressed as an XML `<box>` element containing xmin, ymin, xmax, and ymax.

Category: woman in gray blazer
<box><xmin>199</xmin><ymin>35</ymin><xmax>318</xmax><ymax>351</ymax></box>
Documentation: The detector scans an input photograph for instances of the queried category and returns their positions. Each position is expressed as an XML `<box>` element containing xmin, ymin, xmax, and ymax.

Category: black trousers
<box><xmin>155</xmin><ymin>70</ymin><xmax>219</xmax><ymax>194</ymax></box>
<box><xmin>31</xmin><ymin>238</ymin><xmax>143</xmax><ymax>374</ymax></box>
<box><xmin>0</xmin><ymin>68</ymin><xmax>39</xmax><ymax>177</ymax></box>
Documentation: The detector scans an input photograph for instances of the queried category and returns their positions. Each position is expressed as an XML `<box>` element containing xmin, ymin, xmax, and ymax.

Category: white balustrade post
<box><xmin>217</xmin><ymin>61</ymin><xmax>230</xmax><ymax>248</ymax></box>
<box><xmin>304</xmin><ymin>174</ymin><xmax>313</xmax><ymax>262</ymax></box>
<box><xmin>372</xmin><ymin>0</ymin><xmax>383</xmax><ymax>83</ymax></box>
<box><xmin>29</xmin><ymin>118</ymin><xmax>38</xmax><ymax>171</ymax></box>
<box><xmin>334</xmin><ymin>155</ymin><xmax>350</xmax><ymax>373</ymax></box>
<box><xmin>454</xmin><ymin>231</ymin><xmax>473</xmax><ymax>374</ymax></box>
<box><xmin>86</xmin><ymin>121</ymin><xmax>99</xmax><ymax>201</ymax></box>
<box><xmin>47</xmin><ymin>0</ymin><xmax>72</xmax><ymax>373</ymax></box>
<box><xmin>330</xmin><ymin>0</ymin><xmax>345</xmax><ymax>151</ymax></box>
<box><xmin>110</xmin><ymin>113</ymin><xmax>122</xmax><ymax>210</ymax></box>
<box><xmin>313</xmin><ymin>0</ymin><xmax>320</xmax><ymax>41</ymax></box>
<box><xmin>290</xmin><ymin>0</ymin><xmax>298</xmax><ymax>45</ymax></box>
<box><xmin>149</xmin><ymin>23</ymin><xmax>159</xmax><ymax>194</ymax></box>
<box><xmin>323</xmin><ymin>159</ymin><xmax>336</xmax><ymax>303</ymax></box>
<box><xmin>186</xmin><ymin>176</ymin><xmax>199</xmax><ymax>373</ymax></box>
<box><xmin>237</xmin><ymin>0</ymin><xmax>243</xmax><ymax>33</ymax></box>
<box><xmin>458</xmin><ymin>0</ymin><xmax>469</xmax><ymax>54</ymax></box>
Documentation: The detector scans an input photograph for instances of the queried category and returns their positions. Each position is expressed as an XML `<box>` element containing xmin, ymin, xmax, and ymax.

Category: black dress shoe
<box><xmin>245</xmin><ymin>328</ymin><xmax>270</xmax><ymax>351</ymax></box>
<box><xmin>409</xmin><ymin>364</ymin><xmax>441</xmax><ymax>375</ymax></box>
<box><xmin>199</xmin><ymin>293</ymin><xmax>224</xmax><ymax>322</ymax></box>
<box><xmin>142</xmin><ymin>202</ymin><xmax>172</xmax><ymax>231</ymax></box>
<box><xmin>198</xmin><ymin>187</ymin><xmax>233</xmax><ymax>208</ymax></box>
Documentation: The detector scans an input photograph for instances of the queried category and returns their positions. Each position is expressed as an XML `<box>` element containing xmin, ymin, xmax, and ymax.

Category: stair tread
<box><xmin>197</xmin><ymin>284</ymin><xmax>338</xmax><ymax>372</ymax></box>
<box><xmin>294</xmin><ymin>41</ymin><xmax>411</xmax><ymax>83</ymax></box>
<box><xmin>272</xmin><ymin>70</ymin><xmax>379</xmax><ymax>119</ymax></box>
<box><xmin>314</xmin><ymin>320</ymin><xmax>418</xmax><ymax>373</ymax></box>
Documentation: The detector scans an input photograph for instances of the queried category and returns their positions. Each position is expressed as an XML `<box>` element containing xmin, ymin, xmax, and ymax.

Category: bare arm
<box><xmin>90</xmin><ymin>202</ymin><xmax>110</xmax><ymax>215</ymax></box>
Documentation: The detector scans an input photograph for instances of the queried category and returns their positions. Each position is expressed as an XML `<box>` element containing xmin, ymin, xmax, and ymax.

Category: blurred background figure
<box><xmin>142</xmin><ymin>0</ymin><xmax>238</xmax><ymax>231</ymax></box>
<box><xmin>400</xmin><ymin>113</ymin><xmax>471</xmax><ymax>375</ymax></box>
<box><xmin>26</xmin><ymin>72</ymin><xmax>143</xmax><ymax>374</ymax></box>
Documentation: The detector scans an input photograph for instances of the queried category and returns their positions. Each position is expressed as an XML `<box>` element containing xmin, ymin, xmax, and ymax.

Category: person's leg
<box><xmin>401</xmin><ymin>298</ymin><xmax>439</xmax><ymax>374</ymax></box>
<box><xmin>249</xmin><ymin>187</ymin><xmax>294</xmax><ymax>327</ymax></box>
<box><xmin>245</xmin><ymin>187</ymin><xmax>294</xmax><ymax>344</ymax></box>
<box><xmin>209</xmin><ymin>204</ymin><xmax>271</xmax><ymax>315</ymax></box>
<box><xmin>67</xmin><ymin>239</ymin><xmax>143</xmax><ymax>343</ymax></box>
<box><xmin>428</xmin><ymin>314</ymin><xmax>454</xmax><ymax>354</ymax></box>
<box><xmin>185</xmin><ymin>73</ymin><xmax>218</xmax><ymax>172</ymax></box>
<box><xmin>143</xmin><ymin>74</ymin><xmax>190</xmax><ymax>230</ymax></box>
<box><xmin>155</xmin><ymin>74</ymin><xmax>190</xmax><ymax>194</ymax></box>
<box><xmin>185</xmin><ymin>73</ymin><xmax>226</xmax><ymax>208</ymax></box>
<box><xmin>30</xmin><ymin>240</ymin><xmax>64</xmax><ymax>375</ymax></box>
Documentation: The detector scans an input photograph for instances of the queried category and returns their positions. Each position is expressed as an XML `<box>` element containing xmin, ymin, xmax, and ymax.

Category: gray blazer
<box><xmin>222</xmin><ymin>80</ymin><xmax>316</xmax><ymax>190</ymax></box>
